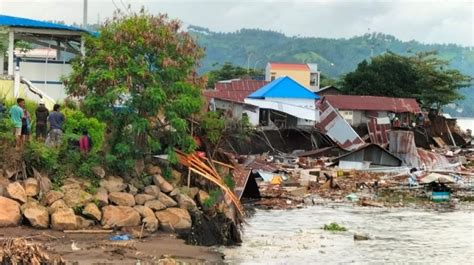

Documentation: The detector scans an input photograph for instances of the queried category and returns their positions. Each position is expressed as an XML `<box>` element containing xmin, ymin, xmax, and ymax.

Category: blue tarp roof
<box><xmin>0</xmin><ymin>14</ymin><xmax>85</xmax><ymax>32</ymax></box>
<box><xmin>247</xmin><ymin>76</ymin><xmax>319</xmax><ymax>99</ymax></box>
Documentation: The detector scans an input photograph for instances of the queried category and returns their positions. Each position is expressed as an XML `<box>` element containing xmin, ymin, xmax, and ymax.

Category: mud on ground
<box><xmin>0</xmin><ymin>226</ymin><xmax>224</xmax><ymax>264</ymax></box>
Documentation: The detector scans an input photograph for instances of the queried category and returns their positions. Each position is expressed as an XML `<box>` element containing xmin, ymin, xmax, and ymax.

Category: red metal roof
<box><xmin>269</xmin><ymin>62</ymin><xmax>309</xmax><ymax>71</ymax></box>
<box><xmin>203</xmin><ymin>79</ymin><xmax>268</xmax><ymax>103</ymax></box>
<box><xmin>323</xmin><ymin>95</ymin><xmax>421</xmax><ymax>113</ymax></box>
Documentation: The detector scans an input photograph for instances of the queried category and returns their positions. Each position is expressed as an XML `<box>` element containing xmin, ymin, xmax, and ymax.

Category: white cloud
<box><xmin>0</xmin><ymin>0</ymin><xmax>472</xmax><ymax>46</ymax></box>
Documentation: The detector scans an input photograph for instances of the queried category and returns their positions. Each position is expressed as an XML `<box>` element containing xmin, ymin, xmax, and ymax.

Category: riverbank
<box><xmin>0</xmin><ymin>226</ymin><xmax>224</xmax><ymax>264</ymax></box>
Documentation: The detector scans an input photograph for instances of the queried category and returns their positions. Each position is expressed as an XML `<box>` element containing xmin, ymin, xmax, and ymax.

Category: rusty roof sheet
<box><xmin>388</xmin><ymin>130</ymin><xmax>453</xmax><ymax>170</ymax></box>
<box><xmin>367</xmin><ymin>117</ymin><xmax>391</xmax><ymax>146</ymax></box>
<box><xmin>323</xmin><ymin>95</ymin><xmax>421</xmax><ymax>113</ymax></box>
<box><xmin>232</xmin><ymin>164</ymin><xmax>252</xmax><ymax>200</ymax></box>
<box><xmin>202</xmin><ymin>79</ymin><xmax>268</xmax><ymax>104</ymax></box>
<box><xmin>315</xmin><ymin>98</ymin><xmax>365</xmax><ymax>151</ymax></box>
<box><xmin>244</xmin><ymin>158</ymin><xmax>279</xmax><ymax>172</ymax></box>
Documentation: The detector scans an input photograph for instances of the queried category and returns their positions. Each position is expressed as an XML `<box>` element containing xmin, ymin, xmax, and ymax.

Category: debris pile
<box><xmin>0</xmin><ymin>237</ymin><xmax>65</xmax><ymax>264</ymax></box>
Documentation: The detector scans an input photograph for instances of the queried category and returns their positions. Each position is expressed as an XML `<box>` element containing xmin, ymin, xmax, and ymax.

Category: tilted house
<box><xmin>322</xmin><ymin>95</ymin><xmax>421</xmax><ymax>127</ymax></box>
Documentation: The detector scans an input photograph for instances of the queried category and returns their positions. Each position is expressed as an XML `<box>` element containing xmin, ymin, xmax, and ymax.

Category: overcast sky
<box><xmin>1</xmin><ymin>0</ymin><xmax>473</xmax><ymax>46</ymax></box>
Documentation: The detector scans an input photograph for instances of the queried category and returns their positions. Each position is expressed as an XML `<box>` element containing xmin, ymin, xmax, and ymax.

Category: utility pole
<box><xmin>81</xmin><ymin>0</ymin><xmax>88</xmax><ymax>56</ymax></box>
<box><xmin>83</xmin><ymin>0</ymin><xmax>88</xmax><ymax>30</ymax></box>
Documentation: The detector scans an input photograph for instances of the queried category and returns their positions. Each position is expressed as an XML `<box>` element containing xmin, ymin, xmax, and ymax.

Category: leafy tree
<box><xmin>65</xmin><ymin>11</ymin><xmax>205</xmax><ymax>174</ymax></box>
<box><xmin>206</xmin><ymin>62</ymin><xmax>264</xmax><ymax>88</ymax></box>
<box><xmin>342</xmin><ymin>51</ymin><xmax>472</xmax><ymax>112</ymax></box>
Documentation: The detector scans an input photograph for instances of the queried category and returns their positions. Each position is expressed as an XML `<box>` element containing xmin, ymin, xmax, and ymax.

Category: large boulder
<box><xmin>0</xmin><ymin>177</ymin><xmax>9</xmax><ymax>196</ymax></box>
<box><xmin>21</xmin><ymin>202</ymin><xmax>49</xmax><ymax>229</ymax></box>
<box><xmin>128</xmin><ymin>184</ymin><xmax>138</xmax><ymax>195</ymax></box>
<box><xmin>135</xmin><ymin>194</ymin><xmax>155</xmax><ymax>205</ymax></box>
<box><xmin>83</xmin><ymin>203</ymin><xmax>102</xmax><ymax>221</ymax></box>
<box><xmin>63</xmin><ymin>188</ymin><xmax>92</xmax><ymax>208</ymax></box>
<box><xmin>144</xmin><ymin>200</ymin><xmax>166</xmax><ymax>211</ymax></box>
<box><xmin>153</xmin><ymin>175</ymin><xmax>174</xmax><ymax>193</ymax></box>
<box><xmin>48</xmin><ymin>199</ymin><xmax>68</xmax><ymax>215</ymax></box>
<box><xmin>144</xmin><ymin>185</ymin><xmax>161</xmax><ymax>197</ymax></box>
<box><xmin>76</xmin><ymin>216</ymin><xmax>94</xmax><ymax>229</ymax></box>
<box><xmin>42</xmin><ymin>191</ymin><xmax>64</xmax><ymax>205</ymax></box>
<box><xmin>133</xmin><ymin>205</ymin><xmax>155</xmax><ymax>219</ymax></box>
<box><xmin>100</xmin><ymin>176</ymin><xmax>127</xmax><ymax>193</ymax></box>
<box><xmin>142</xmin><ymin>216</ymin><xmax>159</xmax><ymax>233</ymax></box>
<box><xmin>0</xmin><ymin>196</ymin><xmax>21</xmax><ymax>227</ymax></box>
<box><xmin>39</xmin><ymin>177</ymin><xmax>52</xmax><ymax>194</ymax></box>
<box><xmin>51</xmin><ymin>208</ymin><xmax>77</xmax><ymax>230</ymax></box>
<box><xmin>109</xmin><ymin>192</ymin><xmax>135</xmax><ymax>206</ymax></box>
<box><xmin>101</xmin><ymin>206</ymin><xmax>141</xmax><ymax>228</ymax></box>
<box><xmin>6</xmin><ymin>182</ymin><xmax>27</xmax><ymax>203</ymax></box>
<box><xmin>24</xmin><ymin>178</ymin><xmax>39</xmax><ymax>197</ymax></box>
<box><xmin>170</xmin><ymin>170</ymin><xmax>183</xmax><ymax>186</ymax></box>
<box><xmin>155</xmin><ymin>208</ymin><xmax>191</xmax><ymax>233</ymax></box>
<box><xmin>171</xmin><ymin>187</ymin><xmax>199</xmax><ymax>199</ymax></box>
<box><xmin>145</xmin><ymin>165</ymin><xmax>162</xmax><ymax>175</ymax></box>
<box><xmin>197</xmin><ymin>190</ymin><xmax>210</xmax><ymax>206</ymax></box>
<box><xmin>93</xmin><ymin>188</ymin><xmax>108</xmax><ymax>207</ymax></box>
<box><xmin>92</xmin><ymin>166</ymin><xmax>106</xmax><ymax>179</ymax></box>
<box><xmin>158</xmin><ymin>192</ymin><xmax>178</xmax><ymax>208</ymax></box>
<box><xmin>176</xmin><ymin>193</ymin><xmax>197</xmax><ymax>210</ymax></box>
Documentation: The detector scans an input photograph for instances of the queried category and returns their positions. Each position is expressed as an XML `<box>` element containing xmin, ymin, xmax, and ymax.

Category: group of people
<box><xmin>8</xmin><ymin>98</ymin><xmax>65</xmax><ymax>149</ymax></box>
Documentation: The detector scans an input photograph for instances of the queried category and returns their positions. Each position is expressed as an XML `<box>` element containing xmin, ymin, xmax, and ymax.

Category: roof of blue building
<box><xmin>0</xmin><ymin>14</ymin><xmax>85</xmax><ymax>32</ymax></box>
<box><xmin>247</xmin><ymin>76</ymin><xmax>319</xmax><ymax>99</ymax></box>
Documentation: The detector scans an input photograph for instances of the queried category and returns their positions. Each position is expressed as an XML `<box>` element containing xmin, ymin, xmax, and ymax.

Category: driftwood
<box><xmin>63</xmin><ymin>229</ymin><xmax>113</xmax><ymax>234</ymax></box>
<box><xmin>175</xmin><ymin>149</ymin><xmax>245</xmax><ymax>218</ymax></box>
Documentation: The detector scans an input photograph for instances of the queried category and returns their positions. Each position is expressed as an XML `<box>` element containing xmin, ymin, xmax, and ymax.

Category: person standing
<box><xmin>78</xmin><ymin>129</ymin><xmax>93</xmax><ymax>154</ymax></box>
<box><xmin>35</xmin><ymin>99</ymin><xmax>49</xmax><ymax>141</ymax></box>
<box><xmin>21</xmin><ymin>106</ymin><xmax>32</xmax><ymax>143</ymax></box>
<box><xmin>9</xmin><ymin>98</ymin><xmax>25</xmax><ymax>149</ymax></box>
<box><xmin>45</xmin><ymin>104</ymin><xmax>65</xmax><ymax>147</ymax></box>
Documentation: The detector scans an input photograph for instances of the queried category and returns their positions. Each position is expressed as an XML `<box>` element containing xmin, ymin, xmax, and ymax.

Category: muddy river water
<box><xmin>220</xmin><ymin>204</ymin><xmax>474</xmax><ymax>264</ymax></box>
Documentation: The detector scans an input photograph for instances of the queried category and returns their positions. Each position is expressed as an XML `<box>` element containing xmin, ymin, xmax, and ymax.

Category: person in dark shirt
<box><xmin>35</xmin><ymin>100</ymin><xmax>49</xmax><ymax>141</ymax></box>
<box><xmin>46</xmin><ymin>104</ymin><xmax>65</xmax><ymax>147</ymax></box>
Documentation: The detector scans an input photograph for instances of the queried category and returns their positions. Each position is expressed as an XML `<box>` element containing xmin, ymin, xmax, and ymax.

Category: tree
<box><xmin>205</xmin><ymin>62</ymin><xmax>264</xmax><ymax>88</ymax></box>
<box><xmin>342</xmin><ymin>51</ymin><xmax>472</xmax><ymax>112</ymax></box>
<box><xmin>65</xmin><ymin>11</ymin><xmax>205</xmax><ymax>173</ymax></box>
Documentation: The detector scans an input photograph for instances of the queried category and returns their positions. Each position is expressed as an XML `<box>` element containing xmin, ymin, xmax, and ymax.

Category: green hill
<box><xmin>189</xmin><ymin>26</ymin><xmax>474</xmax><ymax>116</ymax></box>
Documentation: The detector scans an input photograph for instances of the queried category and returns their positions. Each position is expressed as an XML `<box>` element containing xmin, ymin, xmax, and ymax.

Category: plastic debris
<box><xmin>110</xmin><ymin>234</ymin><xmax>133</xmax><ymax>241</ymax></box>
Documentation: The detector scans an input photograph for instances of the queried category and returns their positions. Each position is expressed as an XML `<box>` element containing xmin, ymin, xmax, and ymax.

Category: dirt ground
<box><xmin>0</xmin><ymin>226</ymin><xmax>224</xmax><ymax>264</ymax></box>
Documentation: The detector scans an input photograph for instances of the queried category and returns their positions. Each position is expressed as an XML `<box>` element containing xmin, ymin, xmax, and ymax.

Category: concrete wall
<box><xmin>19</xmin><ymin>60</ymin><xmax>72</xmax><ymax>101</ymax></box>
<box><xmin>265</xmin><ymin>66</ymin><xmax>310</xmax><ymax>88</ymax></box>
<box><xmin>265</xmin><ymin>97</ymin><xmax>316</xmax><ymax>109</ymax></box>
<box><xmin>0</xmin><ymin>79</ymin><xmax>55</xmax><ymax>109</ymax></box>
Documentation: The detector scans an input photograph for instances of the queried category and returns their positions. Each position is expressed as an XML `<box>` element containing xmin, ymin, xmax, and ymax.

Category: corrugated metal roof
<box><xmin>269</xmin><ymin>62</ymin><xmax>309</xmax><ymax>71</ymax></box>
<box><xmin>323</xmin><ymin>95</ymin><xmax>421</xmax><ymax>113</ymax></box>
<box><xmin>0</xmin><ymin>14</ymin><xmax>85</xmax><ymax>32</ymax></box>
<box><xmin>388</xmin><ymin>130</ymin><xmax>454</xmax><ymax>170</ymax></box>
<box><xmin>247</xmin><ymin>76</ymin><xmax>319</xmax><ymax>99</ymax></box>
<box><xmin>202</xmin><ymin>79</ymin><xmax>268</xmax><ymax>103</ymax></box>
<box><xmin>315</xmin><ymin>98</ymin><xmax>365</xmax><ymax>151</ymax></box>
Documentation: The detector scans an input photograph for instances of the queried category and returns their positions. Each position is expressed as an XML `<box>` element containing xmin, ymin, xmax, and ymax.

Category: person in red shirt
<box><xmin>78</xmin><ymin>129</ymin><xmax>93</xmax><ymax>154</ymax></box>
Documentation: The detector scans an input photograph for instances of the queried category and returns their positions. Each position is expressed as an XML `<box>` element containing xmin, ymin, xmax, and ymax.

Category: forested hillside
<box><xmin>189</xmin><ymin>26</ymin><xmax>474</xmax><ymax>116</ymax></box>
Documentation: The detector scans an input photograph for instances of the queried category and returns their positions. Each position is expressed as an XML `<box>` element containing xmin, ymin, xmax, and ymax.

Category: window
<box><xmin>340</xmin><ymin>110</ymin><xmax>353</xmax><ymax>125</ymax></box>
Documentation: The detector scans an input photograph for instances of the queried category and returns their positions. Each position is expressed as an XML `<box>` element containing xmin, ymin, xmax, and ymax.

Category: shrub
<box><xmin>23</xmin><ymin>140</ymin><xmax>59</xmax><ymax>174</ymax></box>
<box><xmin>62</xmin><ymin>109</ymin><xmax>106</xmax><ymax>152</ymax></box>
<box><xmin>323</xmin><ymin>222</ymin><xmax>347</xmax><ymax>232</ymax></box>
